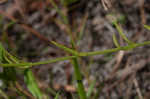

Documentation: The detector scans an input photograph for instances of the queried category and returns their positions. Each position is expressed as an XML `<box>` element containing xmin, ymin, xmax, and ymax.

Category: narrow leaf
<box><xmin>24</xmin><ymin>69</ymin><xmax>43</xmax><ymax>99</ymax></box>
<box><xmin>87</xmin><ymin>80</ymin><xmax>96</xmax><ymax>98</ymax></box>
<box><xmin>0</xmin><ymin>88</ymin><xmax>9</xmax><ymax>99</ymax></box>
<box><xmin>0</xmin><ymin>43</ymin><xmax>4</xmax><ymax>63</ymax></box>
<box><xmin>144</xmin><ymin>25</ymin><xmax>150</xmax><ymax>30</ymax></box>
<box><xmin>114</xmin><ymin>22</ymin><xmax>134</xmax><ymax>45</ymax></box>
<box><xmin>77</xmin><ymin>14</ymin><xmax>88</xmax><ymax>45</ymax></box>
<box><xmin>54</xmin><ymin>92</ymin><xmax>60</xmax><ymax>99</ymax></box>
<box><xmin>51</xmin><ymin>41</ymin><xmax>78</xmax><ymax>55</ymax></box>
<box><xmin>112</xmin><ymin>34</ymin><xmax>120</xmax><ymax>48</ymax></box>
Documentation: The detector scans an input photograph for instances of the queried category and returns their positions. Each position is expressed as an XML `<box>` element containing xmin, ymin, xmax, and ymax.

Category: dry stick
<box><xmin>54</xmin><ymin>18</ymin><xmax>77</xmax><ymax>45</ymax></box>
<box><xmin>105</xmin><ymin>59</ymin><xmax>146</xmax><ymax>92</ymax></box>
<box><xmin>1</xmin><ymin>40</ymin><xmax>150</xmax><ymax>67</ymax></box>
<box><xmin>133</xmin><ymin>77</ymin><xmax>144</xmax><ymax>99</ymax></box>
<box><xmin>116</xmin><ymin>59</ymin><xmax>146</xmax><ymax>80</ymax></box>
<box><xmin>132</xmin><ymin>0</ymin><xmax>145</xmax><ymax>43</ymax></box>
<box><xmin>126</xmin><ymin>75</ymin><xmax>135</xmax><ymax>99</ymax></box>
<box><xmin>127</xmin><ymin>57</ymin><xmax>144</xmax><ymax>99</ymax></box>
<box><xmin>0</xmin><ymin>10</ymin><xmax>50</xmax><ymax>44</ymax></box>
<box><xmin>139</xmin><ymin>0</ymin><xmax>146</xmax><ymax>25</ymax></box>
<box><xmin>101</xmin><ymin>0</ymin><xmax>112</xmax><ymax>11</ymax></box>
<box><xmin>125</xmin><ymin>58</ymin><xmax>142</xmax><ymax>99</ymax></box>
<box><xmin>108</xmin><ymin>50</ymin><xmax>125</xmax><ymax>79</ymax></box>
<box><xmin>15</xmin><ymin>82</ymin><xmax>36</xmax><ymax>99</ymax></box>
<box><xmin>105</xmin><ymin>72</ymin><xmax>129</xmax><ymax>92</ymax></box>
<box><xmin>21</xmin><ymin>24</ymin><xmax>50</xmax><ymax>43</ymax></box>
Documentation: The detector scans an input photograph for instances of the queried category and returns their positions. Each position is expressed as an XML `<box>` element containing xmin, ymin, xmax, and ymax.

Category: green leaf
<box><xmin>0</xmin><ymin>88</ymin><xmax>9</xmax><ymax>99</ymax></box>
<box><xmin>0</xmin><ymin>43</ymin><xmax>4</xmax><ymax>63</ymax></box>
<box><xmin>113</xmin><ymin>22</ymin><xmax>134</xmax><ymax>45</ymax></box>
<box><xmin>0</xmin><ymin>43</ymin><xmax>17</xmax><ymax>85</ymax></box>
<box><xmin>87</xmin><ymin>80</ymin><xmax>96</xmax><ymax>98</ymax></box>
<box><xmin>144</xmin><ymin>25</ymin><xmax>150</xmax><ymax>30</ymax></box>
<box><xmin>24</xmin><ymin>69</ymin><xmax>43</xmax><ymax>99</ymax></box>
<box><xmin>54</xmin><ymin>92</ymin><xmax>60</xmax><ymax>99</ymax></box>
<box><xmin>51</xmin><ymin>41</ymin><xmax>78</xmax><ymax>55</ymax></box>
<box><xmin>112</xmin><ymin>34</ymin><xmax>120</xmax><ymax>48</ymax></box>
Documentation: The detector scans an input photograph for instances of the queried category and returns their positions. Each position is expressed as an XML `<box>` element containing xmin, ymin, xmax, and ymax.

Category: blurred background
<box><xmin>0</xmin><ymin>0</ymin><xmax>150</xmax><ymax>99</ymax></box>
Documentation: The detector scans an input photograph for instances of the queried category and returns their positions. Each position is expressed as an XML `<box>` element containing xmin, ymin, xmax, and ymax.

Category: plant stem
<box><xmin>71</xmin><ymin>58</ymin><xmax>87</xmax><ymax>99</ymax></box>
<box><xmin>0</xmin><ymin>56</ymin><xmax>76</xmax><ymax>67</ymax></box>
<box><xmin>0</xmin><ymin>40</ymin><xmax>150</xmax><ymax>67</ymax></box>
<box><xmin>67</xmin><ymin>28</ymin><xmax>87</xmax><ymax>99</ymax></box>
<box><xmin>79</xmin><ymin>41</ymin><xmax>150</xmax><ymax>56</ymax></box>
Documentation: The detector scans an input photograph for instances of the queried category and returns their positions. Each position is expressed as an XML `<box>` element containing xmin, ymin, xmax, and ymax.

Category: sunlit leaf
<box><xmin>54</xmin><ymin>92</ymin><xmax>60</xmax><ymax>99</ymax></box>
<box><xmin>144</xmin><ymin>25</ymin><xmax>150</xmax><ymax>30</ymax></box>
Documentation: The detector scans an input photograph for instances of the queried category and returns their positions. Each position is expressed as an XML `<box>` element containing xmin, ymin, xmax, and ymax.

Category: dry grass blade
<box><xmin>107</xmin><ymin>50</ymin><xmax>125</xmax><ymax>79</ymax></box>
<box><xmin>139</xmin><ymin>0</ymin><xmax>146</xmax><ymax>25</ymax></box>
<box><xmin>133</xmin><ymin>78</ymin><xmax>144</xmax><ymax>99</ymax></box>
<box><xmin>116</xmin><ymin>60</ymin><xmax>146</xmax><ymax>79</ymax></box>
<box><xmin>15</xmin><ymin>82</ymin><xmax>36</xmax><ymax>99</ymax></box>
<box><xmin>105</xmin><ymin>59</ymin><xmax>147</xmax><ymax>92</ymax></box>
<box><xmin>101</xmin><ymin>0</ymin><xmax>112</xmax><ymax>11</ymax></box>
<box><xmin>0</xmin><ymin>10</ymin><xmax>50</xmax><ymax>44</ymax></box>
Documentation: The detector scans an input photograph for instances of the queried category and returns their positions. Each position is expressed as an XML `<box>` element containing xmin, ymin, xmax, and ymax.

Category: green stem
<box><xmin>79</xmin><ymin>41</ymin><xmax>150</xmax><ymax>56</ymax></box>
<box><xmin>68</xmin><ymin>31</ymin><xmax>87</xmax><ymax>99</ymax></box>
<box><xmin>65</xmin><ymin>25</ymin><xmax>87</xmax><ymax>99</ymax></box>
<box><xmin>0</xmin><ymin>56</ymin><xmax>76</xmax><ymax>67</ymax></box>
<box><xmin>71</xmin><ymin>58</ymin><xmax>87</xmax><ymax>99</ymax></box>
<box><xmin>48</xmin><ymin>2</ymin><xmax>87</xmax><ymax>97</ymax></box>
<box><xmin>0</xmin><ymin>41</ymin><xmax>150</xmax><ymax>68</ymax></box>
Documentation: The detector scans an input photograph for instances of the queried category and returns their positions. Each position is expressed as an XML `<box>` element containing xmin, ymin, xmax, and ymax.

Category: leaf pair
<box><xmin>112</xmin><ymin>21</ymin><xmax>135</xmax><ymax>49</ymax></box>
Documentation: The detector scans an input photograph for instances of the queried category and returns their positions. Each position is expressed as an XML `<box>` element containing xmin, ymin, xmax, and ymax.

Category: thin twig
<box><xmin>133</xmin><ymin>77</ymin><xmax>144</xmax><ymax>99</ymax></box>
<box><xmin>0</xmin><ymin>10</ymin><xmax>50</xmax><ymax>44</ymax></box>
